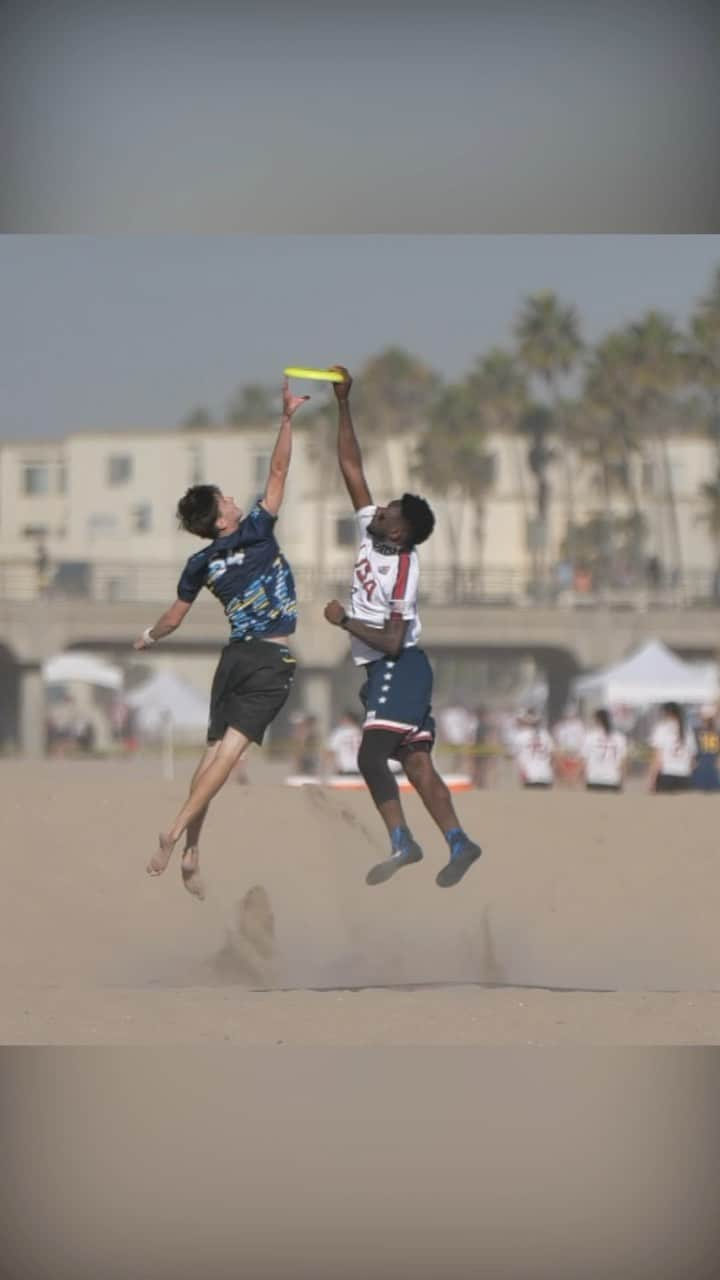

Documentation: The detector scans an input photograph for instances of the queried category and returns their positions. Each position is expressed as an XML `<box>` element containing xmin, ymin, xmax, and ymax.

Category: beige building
<box><xmin>1</xmin><ymin>421</ymin><xmax>719</xmax><ymax>752</ymax></box>
<box><xmin>0</xmin><ymin>423</ymin><xmax>718</xmax><ymax>603</ymax></box>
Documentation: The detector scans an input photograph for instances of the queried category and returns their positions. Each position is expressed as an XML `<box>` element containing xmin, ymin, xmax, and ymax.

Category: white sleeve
<box><xmin>389</xmin><ymin>552</ymin><xmax>419</xmax><ymax>620</ymax></box>
<box><xmin>355</xmin><ymin>506</ymin><xmax>376</xmax><ymax>538</ymax></box>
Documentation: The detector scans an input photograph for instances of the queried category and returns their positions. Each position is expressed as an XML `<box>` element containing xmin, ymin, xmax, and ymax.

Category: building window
<box><xmin>252</xmin><ymin>452</ymin><xmax>271</xmax><ymax>489</ymax></box>
<box><xmin>131</xmin><ymin>502</ymin><xmax>153</xmax><ymax>532</ymax></box>
<box><xmin>107</xmin><ymin>454</ymin><xmax>133</xmax><ymax>486</ymax></box>
<box><xmin>22</xmin><ymin>463</ymin><xmax>50</xmax><ymax>495</ymax></box>
<box><xmin>52</xmin><ymin>562</ymin><xmax>91</xmax><ymax>596</ymax></box>
<box><xmin>21</xmin><ymin>525</ymin><xmax>49</xmax><ymax>539</ymax></box>
<box><xmin>57</xmin><ymin>463</ymin><xmax>67</xmax><ymax>494</ymax></box>
<box><xmin>87</xmin><ymin>513</ymin><xmax>119</xmax><ymax>538</ymax></box>
<box><xmin>335</xmin><ymin>516</ymin><xmax>357</xmax><ymax>547</ymax></box>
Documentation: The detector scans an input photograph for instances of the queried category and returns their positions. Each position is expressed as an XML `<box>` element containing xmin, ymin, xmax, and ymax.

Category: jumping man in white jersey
<box><xmin>322</xmin><ymin>366</ymin><xmax>482</xmax><ymax>888</ymax></box>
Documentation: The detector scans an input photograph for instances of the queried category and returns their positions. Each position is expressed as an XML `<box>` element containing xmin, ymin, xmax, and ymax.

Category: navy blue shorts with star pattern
<box><xmin>358</xmin><ymin>647</ymin><xmax>436</xmax><ymax>753</ymax></box>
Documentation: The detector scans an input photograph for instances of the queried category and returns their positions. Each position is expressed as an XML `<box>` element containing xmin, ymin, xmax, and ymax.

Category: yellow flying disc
<box><xmin>284</xmin><ymin>366</ymin><xmax>345</xmax><ymax>383</ymax></box>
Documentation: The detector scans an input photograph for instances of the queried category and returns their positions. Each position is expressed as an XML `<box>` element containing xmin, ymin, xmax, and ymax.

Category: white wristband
<box><xmin>142</xmin><ymin>627</ymin><xmax>157</xmax><ymax>646</ymax></box>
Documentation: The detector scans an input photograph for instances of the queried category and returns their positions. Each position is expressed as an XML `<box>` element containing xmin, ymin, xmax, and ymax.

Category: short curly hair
<box><xmin>176</xmin><ymin>485</ymin><xmax>221</xmax><ymax>539</ymax></box>
<box><xmin>400</xmin><ymin>492</ymin><xmax>435</xmax><ymax>547</ymax></box>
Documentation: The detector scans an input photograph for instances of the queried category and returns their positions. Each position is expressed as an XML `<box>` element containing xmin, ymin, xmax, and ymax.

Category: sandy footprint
<box><xmin>212</xmin><ymin>885</ymin><xmax>276</xmax><ymax>986</ymax></box>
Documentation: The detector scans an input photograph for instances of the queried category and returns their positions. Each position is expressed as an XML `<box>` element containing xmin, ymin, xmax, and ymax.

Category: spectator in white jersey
<box><xmin>648</xmin><ymin>701</ymin><xmax>696</xmax><ymax>794</ymax></box>
<box><xmin>135</xmin><ymin>379</ymin><xmax>309</xmax><ymax>897</ymax></box>
<box><xmin>322</xmin><ymin>366</ymin><xmax>482</xmax><ymax>889</ymax></box>
<box><xmin>512</xmin><ymin>710</ymin><xmax>555</xmax><ymax>788</ymax></box>
<box><xmin>325</xmin><ymin>710</ymin><xmax>363</xmax><ymax>776</ymax></box>
<box><xmin>581</xmin><ymin>709</ymin><xmax>628</xmax><ymax>793</ymax></box>
<box><xmin>552</xmin><ymin>702</ymin><xmax>586</xmax><ymax>787</ymax></box>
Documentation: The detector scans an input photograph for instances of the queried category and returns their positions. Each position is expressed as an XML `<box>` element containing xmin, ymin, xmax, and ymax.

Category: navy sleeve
<box><xmin>236</xmin><ymin>499</ymin><xmax>277</xmax><ymax>543</ymax></box>
<box><xmin>177</xmin><ymin>551</ymin><xmax>207</xmax><ymax>602</ymax></box>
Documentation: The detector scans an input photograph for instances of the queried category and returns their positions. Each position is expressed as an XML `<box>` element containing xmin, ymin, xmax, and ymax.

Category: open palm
<box><xmin>282</xmin><ymin>377</ymin><xmax>310</xmax><ymax>417</ymax></box>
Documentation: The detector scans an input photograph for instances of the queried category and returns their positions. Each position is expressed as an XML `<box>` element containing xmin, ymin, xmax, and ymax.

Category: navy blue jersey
<box><xmin>176</xmin><ymin>500</ymin><xmax>297</xmax><ymax>640</ymax></box>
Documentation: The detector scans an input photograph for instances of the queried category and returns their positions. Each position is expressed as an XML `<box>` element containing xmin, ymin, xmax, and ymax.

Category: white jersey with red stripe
<box><xmin>347</xmin><ymin>506</ymin><xmax>422</xmax><ymax>666</ymax></box>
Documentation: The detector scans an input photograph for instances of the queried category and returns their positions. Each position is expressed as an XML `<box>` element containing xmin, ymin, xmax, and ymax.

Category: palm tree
<box><xmin>179</xmin><ymin>406</ymin><xmax>214</xmax><ymax>430</ymax></box>
<box><xmin>225</xmin><ymin>383</ymin><xmax>277</xmax><ymax>427</ymax></box>
<box><xmin>303</xmin><ymin>345</ymin><xmax>440</xmax><ymax>478</ymax></box>
<box><xmin>514</xmin><ymin>291</ymin><xmax>583</xmax><ymax>585</ymax></box>
<box><xmin>359</xmin><ymin>345</ymin><xmax>441</xmax><ymax>429</ymax></box>
<box><xmin>413</xmin><ymin>381</ymin><xmax>496</xmax><ymax>598</ymax></box>
<box><xmin>697</xmin><ymin>476</ymin><xmax>720</xmax><ymax>598</ymax></box>
<box><xmin>353</xmin><ymin>346</ymin><xmax>441</xmax><ymax>492</ymax></box>
<box><xmin>514</xmin><ymin>291</ymin><xmax>582</xmax><ymax>385</ymax></box>
<box><xmin>577</xmin><ymin>333</ymin><xmax>646</xmax><ymax>584</ymax></box>
<box><xmin>516</xmin><ymin>403</ymin><xmax>556</xmax><ymax>594</ymax></box>
<box><xmin>466</xmin><ymin>348</ymin><xmax>531</xmax><ymax>583</ymax></box>
<box><xmin>467</xmin><ymin>348</ymin><xmax>529</xmax><ymax>433</ymax></box>
<box><xmin>621</xmin><ymin>311</ymin><xmax>688</xmax><ymax>587</ymax></box>
<box><xmin>689</xmin><ymin>264</ymin><xmax>720</xmax><ymax>462</ymax></box>
<box><xmin>689</xmin><ymin>266</ymin><xmax>720</xmax><ymax>595</ymax></box>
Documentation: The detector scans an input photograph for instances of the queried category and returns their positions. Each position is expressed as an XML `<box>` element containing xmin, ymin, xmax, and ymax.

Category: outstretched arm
<box><xmin>330</xmin><ymin>366</ymin><xmax>372</xmax><ymax>511</ymax></box>
<box><xmin>261</xmin><ymin>378</ymin><xmax>310</xmax><ymax>517</ymax></box>
<box><xmin>133</xmin><ymin>598</ymin><xmax>193</xmax><ymax>649</ymax></box>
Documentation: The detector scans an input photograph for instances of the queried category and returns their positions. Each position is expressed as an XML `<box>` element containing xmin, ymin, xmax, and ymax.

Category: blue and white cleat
<box><xmin>435</xmin><ymin>840</ymin><xmax>482</xmax><ymax>888</ymax></box>
<box><xmin>365</xmin><ymin>841</ymin><xmax>424</xmax><ymax>886</ymax></box>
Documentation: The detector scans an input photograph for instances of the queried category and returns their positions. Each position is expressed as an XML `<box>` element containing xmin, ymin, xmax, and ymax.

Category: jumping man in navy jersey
<box><xmin>322</xmin><ymin>366</ymin><xmax>482</xmax><ymax>888</ymax></box>
<box><xmin>134</xmin><ymin>379</ymin><xmax>308</xmax><ymax>897</ymax></box>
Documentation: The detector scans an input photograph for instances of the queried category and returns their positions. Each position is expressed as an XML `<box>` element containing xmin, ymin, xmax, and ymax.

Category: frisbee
<box><xmin>284</xmin><ymin>366</ymin><xmax>345</xmax><ymax>383</ymax></box>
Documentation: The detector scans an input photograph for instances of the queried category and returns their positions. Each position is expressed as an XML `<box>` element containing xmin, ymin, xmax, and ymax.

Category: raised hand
<box><xmin>329</xmin><ymin>365</ymin><xmax>352</xmax><ymax>400</ymax></box>
<box><xmin>282</xmin><ymin>377</ymin><xmax>310</xmax><ymax>418</ymax></box>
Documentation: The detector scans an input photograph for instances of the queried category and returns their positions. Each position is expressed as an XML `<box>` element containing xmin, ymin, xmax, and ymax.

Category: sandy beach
<box><xmin>4</xmin><ymin>758</ymin><xmax>720</xmax><ymax>1044</ymax></box>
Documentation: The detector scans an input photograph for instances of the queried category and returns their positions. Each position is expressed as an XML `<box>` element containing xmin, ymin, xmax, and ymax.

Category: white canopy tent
<box><xmin>573</xmin><ymin>640</ymin><xmax>719</xmax><ymax>707</ymax></box>
<box><xmin>126</xmin><ymin>670</ymin><xmax>210</xmax><ymax>778</ymax></box>
<box><xmin>125</xmin><ymin>670</ymin><xmax>209</xmax><ymax>735</ymax></box>
<box><xmin>43</xmin><ymin>651</ymin><xmax>123</xmax><ymax>690</ymax></box>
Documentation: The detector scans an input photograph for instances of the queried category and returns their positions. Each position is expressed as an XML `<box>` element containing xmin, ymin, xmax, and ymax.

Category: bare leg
<box><xmin>373</xmin><ymin>793</ymin><xmax>406</xmax><ymax>838</ymax></box>
<box><xmin>147</xmin><ymin>728</ymin><xmax>250</xmax><ymax>877</ymax></box>
<box><xmin>180</xmin><ymin>742</ymin><xmax>221</xmax><ymax>899</ymax></box>
<box><xmin>400</xmin><ymin>749</ymin><xmax>460</xmax><ymax>832</ymax></box>
<box><xmin>402</xmin><ymin>749</ymin><xmax>482</xmax><ymax>888</ymax></box>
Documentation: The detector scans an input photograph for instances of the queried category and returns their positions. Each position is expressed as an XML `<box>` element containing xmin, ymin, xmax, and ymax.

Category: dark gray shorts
<box><xmin>208</xmin><ymin>639</ymin><xmax>296</xmax><ymax>745</ymax></box>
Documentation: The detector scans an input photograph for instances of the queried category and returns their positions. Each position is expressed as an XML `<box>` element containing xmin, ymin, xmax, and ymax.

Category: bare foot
<box><xmin>146</xmin><ymin>832</ymin><xmax>177</xmax><ymax>877</ymax></box>
<box><xmin>181</xmin><ymin>846</ymin><xmax>206</xmax><ymax>901</ymax></box>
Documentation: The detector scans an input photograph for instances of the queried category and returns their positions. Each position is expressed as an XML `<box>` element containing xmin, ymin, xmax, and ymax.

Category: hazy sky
<box><xmin>2</xmin><ymin>1</ymin><xmax>719</xmax><ymax>232</ymax></box>
<box><xmin>2</xmin><ymin>235</ymin><xmax>720</xmax><ymax>441</ymax></box>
